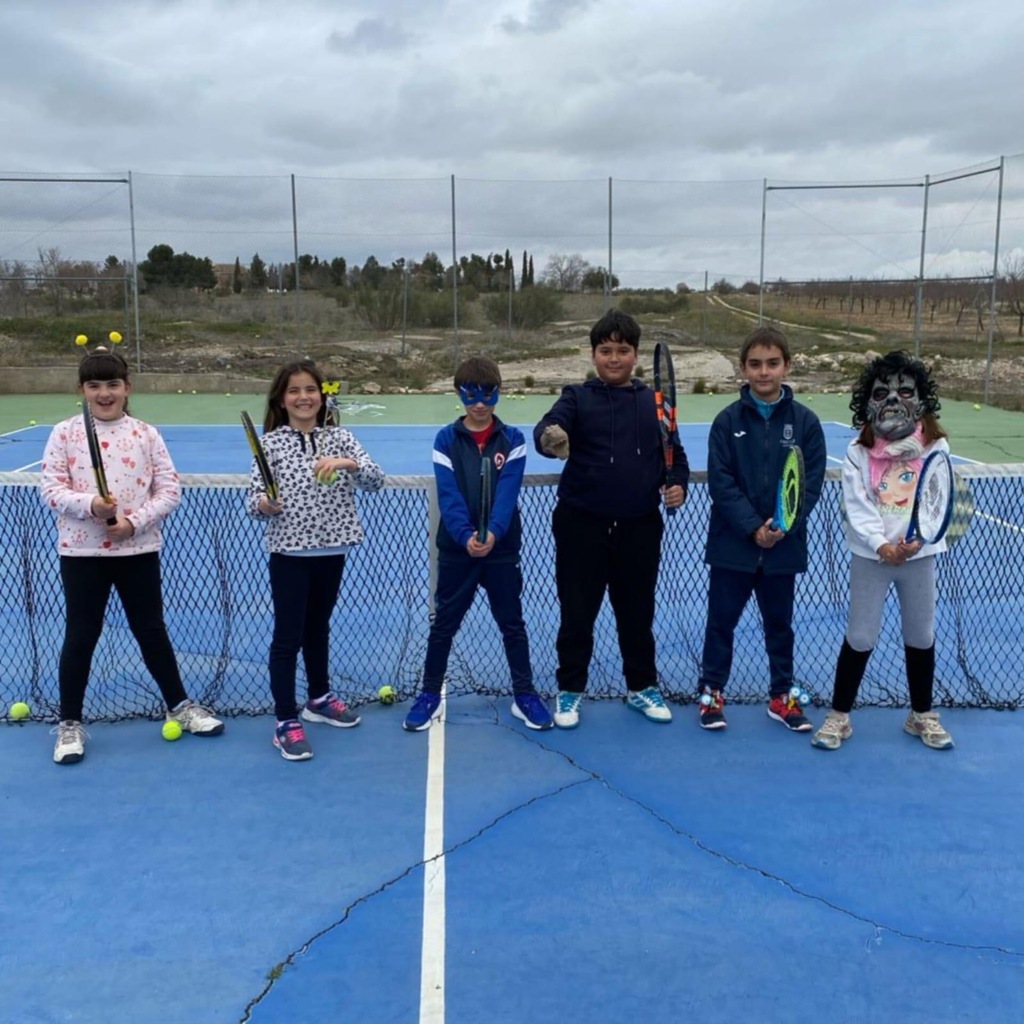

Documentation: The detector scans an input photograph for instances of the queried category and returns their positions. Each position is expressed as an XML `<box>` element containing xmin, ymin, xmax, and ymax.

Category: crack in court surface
<box><xmin>239</xmin><ymin>706</ymin><xmax>1020</xmax><ymax>1020</ymax></box>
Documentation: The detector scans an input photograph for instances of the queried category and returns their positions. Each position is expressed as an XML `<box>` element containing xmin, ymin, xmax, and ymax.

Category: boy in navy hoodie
<box><xmin>534</xmin><ymin>310</ymin><xmax>688</xmax><ymax>729</ymax></box>
<box><xmin>697</xmin><ymin>325</ymin><xmax>826</xmax><ymax>732</ymax></box>
<box><xmin>403</xmin><ymin>356</ymin><xmax>552</xmax><ymax>733</ymax></box>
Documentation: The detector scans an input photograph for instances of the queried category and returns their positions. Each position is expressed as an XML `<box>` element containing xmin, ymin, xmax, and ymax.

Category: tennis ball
<box><xmin>28</xmin><ymin>420</ymin><xmax>36</xmax><ymax>426</ymax></box>
<box><xmin>10</xmin><ymin>701</ymin><xmax>30</xmax><ymax>721</ymax></box>
<box><xmin>378</xmin><ymin>685</ymin><xmax>396</xmax><ymax>705</ymax></box>
<box><xmin>162</xmin><ymin>720</ymin><xmax>183</xmax><ymax>741</ymax></box>
<box><xmin>108</xmin><ymin>330</ymin><xmax>123</xmax><ymax>344</ymax></box>
<box><xmin>973</xmin><ymin>403</ymin><xmax>981</xmax><ymax>410</ymax></box>
<box><xmin>191</xmin><ymin>390</ymin><xmax>197</xmax><ymax>395</ymax></box>
<box><xmin>177</xmin><ymin>389</ymin><xmax>183</xmax><ymax>394</ymax></box>
<box><xmin>74</xmin><ymin>333</ymin><xmax>88</xmax><ymax>346</ymax></box>
<box><xmin>317</xmin><ymin>471</ymin><xmax>339</xmax><ymax>486</ymax></box>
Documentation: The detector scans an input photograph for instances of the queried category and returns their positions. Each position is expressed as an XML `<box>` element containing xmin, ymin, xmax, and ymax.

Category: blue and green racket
<box><xmin>772</xmin><ymin>445</ymin><xmax>805</xmax><ymax>532</ymax></box>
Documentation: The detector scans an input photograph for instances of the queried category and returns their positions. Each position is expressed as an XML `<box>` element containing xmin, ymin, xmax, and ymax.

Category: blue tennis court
<box><xmin>1</xmin><ymin>420</ymin><xmax>869</xmax><ymax>474</ymax></box>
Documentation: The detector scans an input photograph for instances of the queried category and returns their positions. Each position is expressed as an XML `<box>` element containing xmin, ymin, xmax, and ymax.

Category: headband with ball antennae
<box><xmin>73</xmin><ymin>330</ymin><xmax>125</xmax><ymax>354</ymax></box>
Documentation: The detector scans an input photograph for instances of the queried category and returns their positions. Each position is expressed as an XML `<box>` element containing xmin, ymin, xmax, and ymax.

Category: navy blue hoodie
<box><xmin>534</xmin><ymin>377</ymin><xmax>689</xmax><ymax>518</ymax></box>
<box><xmin>704</xmin><ymin>384</ymin><xmax>826</xmax><ymax>574</ymax></box>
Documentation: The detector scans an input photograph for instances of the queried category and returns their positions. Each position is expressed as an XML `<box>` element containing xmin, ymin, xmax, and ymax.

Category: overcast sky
<box><xmin>2</xmin><ymin>0</ymin><xmax>1023</xmax><ymax>285</ymax></box>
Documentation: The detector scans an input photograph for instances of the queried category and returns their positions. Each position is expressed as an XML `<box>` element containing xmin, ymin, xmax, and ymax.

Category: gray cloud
<box><xmin>327</xmin><ymin>18</ymin><xmax>416</xmax><ymax>53</ymax></box>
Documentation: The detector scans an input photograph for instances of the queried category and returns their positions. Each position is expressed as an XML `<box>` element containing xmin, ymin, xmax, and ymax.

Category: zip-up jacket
<box><xmin>533</xmin><ymin>377</ymin><xmax>689</xmax><ymax>519</ymax></box>
<box><xmin>705</xmin><ymin>384</ymin><xmax>826</xmax><ymax>574</ymax></box>
<box><xmin>433</xmin><ymin>415</ymin><xmax>525</xmax><ymax>563</ymax></box>
<box><xmin>246</xmin><ymin>424</ymin><xmax>384</xmax><ymax>553</ymax></box>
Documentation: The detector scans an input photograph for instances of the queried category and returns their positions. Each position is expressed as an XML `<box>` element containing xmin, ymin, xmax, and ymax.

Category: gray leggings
<box><xmin>845</xmin><ymin>553</ymin><xmax>936</xmax><ymax>652</ymax></box>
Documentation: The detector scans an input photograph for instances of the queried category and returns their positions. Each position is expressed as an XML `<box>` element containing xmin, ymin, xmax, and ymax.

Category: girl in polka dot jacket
<box><xmin>247</xmin><ymin>360</ymin><xmax>384</xmax><ymax>761</ymax></box>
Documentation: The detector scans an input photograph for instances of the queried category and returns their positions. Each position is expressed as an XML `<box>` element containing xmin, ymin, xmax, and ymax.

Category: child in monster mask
<box><xmin>812</xmin><ymin>351</ymin><xmax>954</xmax><ymax>752</ymax></box>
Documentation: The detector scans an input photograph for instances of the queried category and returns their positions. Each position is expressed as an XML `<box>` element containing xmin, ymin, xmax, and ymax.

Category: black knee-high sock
<box><xmin>832</xmin><ymin>640</ymin><xmax>872</xmax><ymax>714</ymax></box>
<box><xmin>905</xmin><ymin>644</ymin><xmax>935</xmax><ymax>713</ymax></box>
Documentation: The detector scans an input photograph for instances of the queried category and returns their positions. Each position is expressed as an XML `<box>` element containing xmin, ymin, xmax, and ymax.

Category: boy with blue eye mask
<box><xmin>402</xmin><ymin>356</ymin><xmax>552</xmax><ymax>732</ymax></box>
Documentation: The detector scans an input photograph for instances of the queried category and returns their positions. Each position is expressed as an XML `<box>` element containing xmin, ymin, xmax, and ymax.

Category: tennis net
<box><xmin>1</xmin><ymin>466</ymin><xmax>1021</xmax><ymax>722</ymax></box>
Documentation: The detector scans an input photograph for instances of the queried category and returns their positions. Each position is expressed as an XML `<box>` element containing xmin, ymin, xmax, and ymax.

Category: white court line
<box><xmin>419</xmin><ymin>688</ymin><xmax>446</xmax><ymax>1024</ymax></box>
<box><xmin>14</xmin><ymin>460</ymin><xmax>41</xmax><ymax>472</ymax></box>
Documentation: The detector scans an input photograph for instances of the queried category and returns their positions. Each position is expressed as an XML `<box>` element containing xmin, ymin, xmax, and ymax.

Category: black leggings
<box><xmin>59</xmin><ymin>553</ymin><xmax>188</xmax><ymax>721</ymax></box>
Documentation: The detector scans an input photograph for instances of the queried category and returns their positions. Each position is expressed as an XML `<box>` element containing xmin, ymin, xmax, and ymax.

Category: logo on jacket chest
<box><xmin>782</xmin><ymin>423</ymin><xmax>794</xmax><ymax>443</ymax></box>
<box><xmin>493</xmin><ymin>452</ymin><xmax>506</xmax><ymax>470</ymax></box>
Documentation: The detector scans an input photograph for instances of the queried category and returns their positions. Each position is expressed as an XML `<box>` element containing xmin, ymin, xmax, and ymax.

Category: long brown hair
<box><xmin>263</xmin><ymin>360</ymin><xmax>327</xmax><ymax>431</ymax></box>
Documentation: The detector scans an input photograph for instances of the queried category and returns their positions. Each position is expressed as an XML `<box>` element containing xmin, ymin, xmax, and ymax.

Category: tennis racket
<box><xmin>477</xmin><ymin>456</ymin><xmax>493</xmax><ymax>543</ymax></box>
<box><xmin>81</xmin><ymin>400</ymin><xmax>116</xmax><ymax>525</ymax></box>
<box><xmin>905</xmin><ymin>449</ymin><xmax>954</xmax><ymax>544</ymax></box>
<box><xmin>772</xmin><ymin>445</ymin><xmax>805</xmax><ymax>532</ymax></box>
<box><xmin>241</xmin><ymin>411</ymin><xmax>279</xmax><ymax>502</ymax></box>
<box><xmin>653</xmin><ymin>341</ymin><xmax>680</xmax><ymax>517</ymax></box>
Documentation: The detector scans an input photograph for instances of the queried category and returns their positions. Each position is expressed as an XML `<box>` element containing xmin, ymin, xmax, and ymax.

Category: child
<box><xmin>533</xmin><ymin>310</ymin><xmax>687</xmax><ymax>729</ymax></box>
<box><xmin>248</xmin><ymin>360</ymin><xmax>384</xmax><ymax>760</ymax></box>
<box><xmin>812</xmin><ymin>351</ymin><xmax>953</xmax><ymax>751</ymax></box>
<box><xmin>697</xmin><ymin>325</ymin><xmax>826</xmax><ymax>731</ymax></box>
<box><xmin>403</xmin><ymin>356</ymin><xmax>552</xmax><ymax>732</ymax></box>
<box><xmin>40</xmin><ymin>346</ymin><xmax>224</xmax><ymax>765</ymax></box>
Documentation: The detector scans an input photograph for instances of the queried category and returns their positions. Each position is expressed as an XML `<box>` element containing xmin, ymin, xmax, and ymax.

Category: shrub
<box><xmin>618</xmin><ymin>291</ymin><xmax>689</xmax><ymax>316</ymax></box>
<box><xmin>482</xmin><ymin>287</ymin><xmax>564</xmax><ymax>330</ymax></box>
<box><xmin>693</xmin><ymin>378</ymin><xmax>707</xmax><ymax>394</ymax></box>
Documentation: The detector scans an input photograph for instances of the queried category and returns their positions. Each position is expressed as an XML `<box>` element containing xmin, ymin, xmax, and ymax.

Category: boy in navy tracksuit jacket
<box><xmin>698</xmin><ymin>326</ymin><xmax>826</xmax><ymax>732</ymax></box>
<box><xmin>534</xmin><ymin>309</ymin><xmax>688</xmax><ymax>729</ymax></box>
<box><xmin>403</xmin><ymin>356</ymin><xmax>553</xmax><ymax>733</ymax></box>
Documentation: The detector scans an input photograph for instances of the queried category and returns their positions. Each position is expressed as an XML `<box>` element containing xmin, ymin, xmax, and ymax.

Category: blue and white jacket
<box><xmin>433</xmin><ymin>415</ymin><xmax>526</xmax><ymax>564</ymax></box>
<box><xmin>705</xmin><ymin>385</ymin><xmax>826</xmax><ymax>574</ymax></box>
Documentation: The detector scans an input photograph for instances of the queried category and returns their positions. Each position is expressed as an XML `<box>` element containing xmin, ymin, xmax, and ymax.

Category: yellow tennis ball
<box><xmin>162</xmin><ymin>720</ymin><xmax>182</xmax><ymax>741</ymax></box>
<box><xmin>317</xmin><ymin>471</ymin><xmax>339</xmax><ymax>486</ymax></box>
<box><xmin>378</xmin><ymin>685</ymin><xmax>396</xmax><ymax>705</ymax></box>
<box><xmin>10</xmin><ymin>701</ymin><xmax>30</xmax><ymax>721</ymax></box>
<box><xmin>108</xmin><ymin>330</ymin><xmax>123</xmax><ymax>344</ymax></box>
<box><xmin>973</xmin><ymin>403</ymin><xmax>981</xmax><ymax>410</ymax></box>
<box><xmin>28</xmin><ymin>419</ymin><xmax>36</xmax><ymax>426</ymax></box>
<box><xmin>75</xmin><ymin>333</ymin><xmax>88</xmax><ymax>346</ymax></box>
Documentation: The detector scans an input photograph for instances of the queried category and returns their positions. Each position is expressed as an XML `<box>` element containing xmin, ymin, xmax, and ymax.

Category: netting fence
<box><xmin>1</xmin><ymin>466</ymin><xmax>1021</xmax><ymax>723</ymax></box>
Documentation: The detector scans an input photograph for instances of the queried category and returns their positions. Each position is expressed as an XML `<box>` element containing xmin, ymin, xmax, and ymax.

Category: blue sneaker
<box><xmin>511</xmin><ymin>692</ymin><xmax>554</xmax><ymax>730</ymax></box>
<box><xmin>626</xmin><ymin>686</ymin><xmax>672</xmax><ymax>722</ymax></box>
<box><xmin>273</xmin><ymin>720</ymin><xmax>313</xmax><ymax>761</ymax></box>
<box><xmin>302</xmin><ymin>692</ymin><xmax>361</xmax><ymax>728</ymax></box>
<box><xmin>403</xmin><ymin>691</ymin><xmax>441</xmax><ymax>732</ymax></box>
<box><xmin>553</xmin><ymin>690</ymin><xmax>583</xmax><ymax>729</ymax></box>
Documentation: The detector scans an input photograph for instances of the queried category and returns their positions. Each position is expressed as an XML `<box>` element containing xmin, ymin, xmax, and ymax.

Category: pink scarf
<box><xmin>867</xmin><ymin>424</ymin><xmax>925</xmax><ymax>494</ymax></box>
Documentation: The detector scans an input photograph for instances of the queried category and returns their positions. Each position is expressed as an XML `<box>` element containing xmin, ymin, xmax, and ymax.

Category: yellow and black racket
<box><xmin>241</xmin><ymin>411</ymin><xmax>278</xmax><ymax>502</ymax></box>
<box><xmin>81</xmin><ymin>400</ymin><xmax>116</xmax><ymax>525</ymax></box>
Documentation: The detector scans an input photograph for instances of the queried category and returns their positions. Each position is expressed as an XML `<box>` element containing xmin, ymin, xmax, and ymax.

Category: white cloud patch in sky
<box><xmin>0</xmin><ymin>0</ymin><xmax>1021</xmax><ymax>284</ymax></box>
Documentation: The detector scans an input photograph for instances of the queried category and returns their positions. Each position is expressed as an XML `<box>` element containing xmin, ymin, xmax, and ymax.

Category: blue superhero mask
<box><xmin>458</xmin><ymin>384</ymin><xmax>500</xmax><ymax>407</ymax></box>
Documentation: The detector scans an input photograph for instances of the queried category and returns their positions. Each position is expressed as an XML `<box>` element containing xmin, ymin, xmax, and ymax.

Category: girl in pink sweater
<box><xmin>40</xmin><ymin>347</ymin><xmax>224</xmax><ymax>764</ymax></box>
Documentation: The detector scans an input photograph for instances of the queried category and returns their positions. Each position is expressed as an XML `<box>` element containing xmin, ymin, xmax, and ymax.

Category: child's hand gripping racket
<box><xmin>771</xmin><ymin>445</ymin><xmax>805</xmax><ymax>532</ymax></box>
<box><xmin>905</xmin><ymin>450</ymin><xmax>954</xmax><ymax>545</ymax></box>
<box><xmin>653</xmin><ymin>341</ymin><xmax>681</xmax><ymax>516</ymax></box>
<box><xmin>477</xmin><ymin>456</ymin><xmax>493</xmax><ymax>543</ymax></box>
<box><xmin>81</xmin><ymin>400</ymin><xmax>117</xmax><ymax>525</ymax></box>
<box><xmin>241</xmin><ymin>411</ymin><xmax>279</xmax><ymax>504</ymax></box>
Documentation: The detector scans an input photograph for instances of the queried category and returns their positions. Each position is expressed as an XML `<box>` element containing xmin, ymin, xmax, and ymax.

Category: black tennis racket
<box><xmin>81</xmin><ymin>400</ymin><xmax>116</xmax><ymax>525</ymax></box>
<box><xmin>478</xmin><ymin>456</ymin><xmax>493</xmax><ymax>543</ymax></box>
<box><xmin>772</xmin><ymin>445</ymin><xmax>805</xmax><ymax>532</ymax></box>
<box><xmin>241</xmin><ymin>411</ymin><xmax>279</xmax><ymax>502</ymax></box>
<box><xmin>905</xmin><ymin>450</ymin><xmax>954</xmax><ymax>544</ymax></box>
<box><xmin>653</xmin><ymin>342</ymin><xmax>680</xmax><ymax>517</ymax></box>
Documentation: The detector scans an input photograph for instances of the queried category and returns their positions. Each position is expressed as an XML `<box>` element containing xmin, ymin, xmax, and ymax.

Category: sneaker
<box><xmin>168</xmin><ymin>701</ymin><xmax>225</xmax><ymax>736</ymax></box>
<box><xmin>767</xmin><ymin>693</ymin><xmax>813</xmax><ymax>732</ymax></box>
<box><xmin>273</xmin><ymin>719</ymin><xmax>313</xmax><ymax>761</ymax></box>
<box><xmin>698</xmin><ymin>687</ymin><xmax>727</xmax><ymax>730</ymax></box>
<box><xmin>904</xmin><ymin>710</ymin><xmax>954</xmax><ymax>750</ymax></box>
<box><xmin>53</xmin><ymin>720</ymin><xmax>86</xmax><ymax>764</ymax></box>
<box><xmin>511</xmin><ymin>692</ymin><xmax>554</xmax><ymax>731</ymax></box>
<box><xmin>553</xmin><ymin>690</ymin><xmax>583</xmax><ymax>729</ymax></box>
<box><xmin>811</xmin><ymin>710</ymin><xmax>853</xmax><ymax>750</ymax></box>
<box><xmin>403</xmin><ymin>691</ymin><xmax>441</xmax><ymax>732</ymax></box>
<box><xmin>302</xmin><ymin>693</ymin><xmax>361</xmax><ymax>728</ymax></box>
<box><xmin>626</xmin><ymin>686</ymin><xmax>672</xmax><ymax>723</ymax></box>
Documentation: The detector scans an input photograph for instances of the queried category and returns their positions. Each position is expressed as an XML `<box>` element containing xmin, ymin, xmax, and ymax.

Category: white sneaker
<box><xmin>168</xmin><ymin>701</ymin><xmax>225</xmax><ymax>736</ymax></box>
<box><xmin>904</xmin><ymin>710</ymin><xmax>953</xmax><ymax>750</ymax></box>
<box><xmin>53</xmin><ymin>720</ymin><xmax>86</xmax><ymax>764</ymax></box>
<box><xmin>811</xmin><ymin>710</ymin><xmax>852</xmax><ymax>751</ymax></box>
<box><xmin>554</xmin><ymin>691</ymin><xmax>583</xmax><ymax>729</ymax></box>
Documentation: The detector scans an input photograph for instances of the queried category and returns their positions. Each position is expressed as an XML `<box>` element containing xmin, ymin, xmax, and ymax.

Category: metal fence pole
<box><xmin>291</xmin><ymin>174</ymin><xmax>301</xmax><ymax>351</ymax></box>
<box><xmin>913</xmin><ymin>174</ymin><xmax>930</xmax><ymax>357</ymax></box>
<box><xmin>450</xmin><ymin>174</ymin><xmax>459</xmax><ymax>366</ymax></box>
<box><xmin>984</xmin><ymin>156</ymin><xmax>1005</xmax><ymax>404</ymax></box>
<box><xmin>758</xmin><ymin>178</ymin><xmax>767</xmax><ymax>323</ymax></box>
<box><xmin>127</xmin><ymin>171</ymin><xmax>141</xmax><ymax>372</ymax></box>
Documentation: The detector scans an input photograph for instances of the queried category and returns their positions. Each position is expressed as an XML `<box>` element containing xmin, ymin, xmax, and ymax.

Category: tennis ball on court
<box><xmin>191</xmin><ymin>390</ymin><xmax>197</xmax><ymax>395</ymax></box>
<box><xmin>162</xmin><ymin>720</ymin><xmax>183</xmax><ymax>741</ymax></box>
<box><xmin>9</xmin><ymin>701</ymin><xmax>30</xmax><ymax>721</ymax></box>
<box><xmin>177</xmin><ymin>389</ymin><xmax>183</xmax><ymax>394</ymax></box>
<box><xmin>378</xmin><ymin>685</ymin><xmax>396</xmax><ymax>705</ymax></box>
<box><xmin>108</xmin><ymin>331</ymin><xmax>123</xmax><ymax>344</ymax></box>
<box><xmin>28</xmin><ymin>419</ymin><xmax>36</xmax><ymax>426</ymax></box>
<box><xmin>973</xmin><ymin>403</ymin><xmax>981</xmax><ymax>410</ymax></box>
<box><xmin>75</xmin><ymin>333</ymin><xmax>88</xmax><ymax>346</ymax></box>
